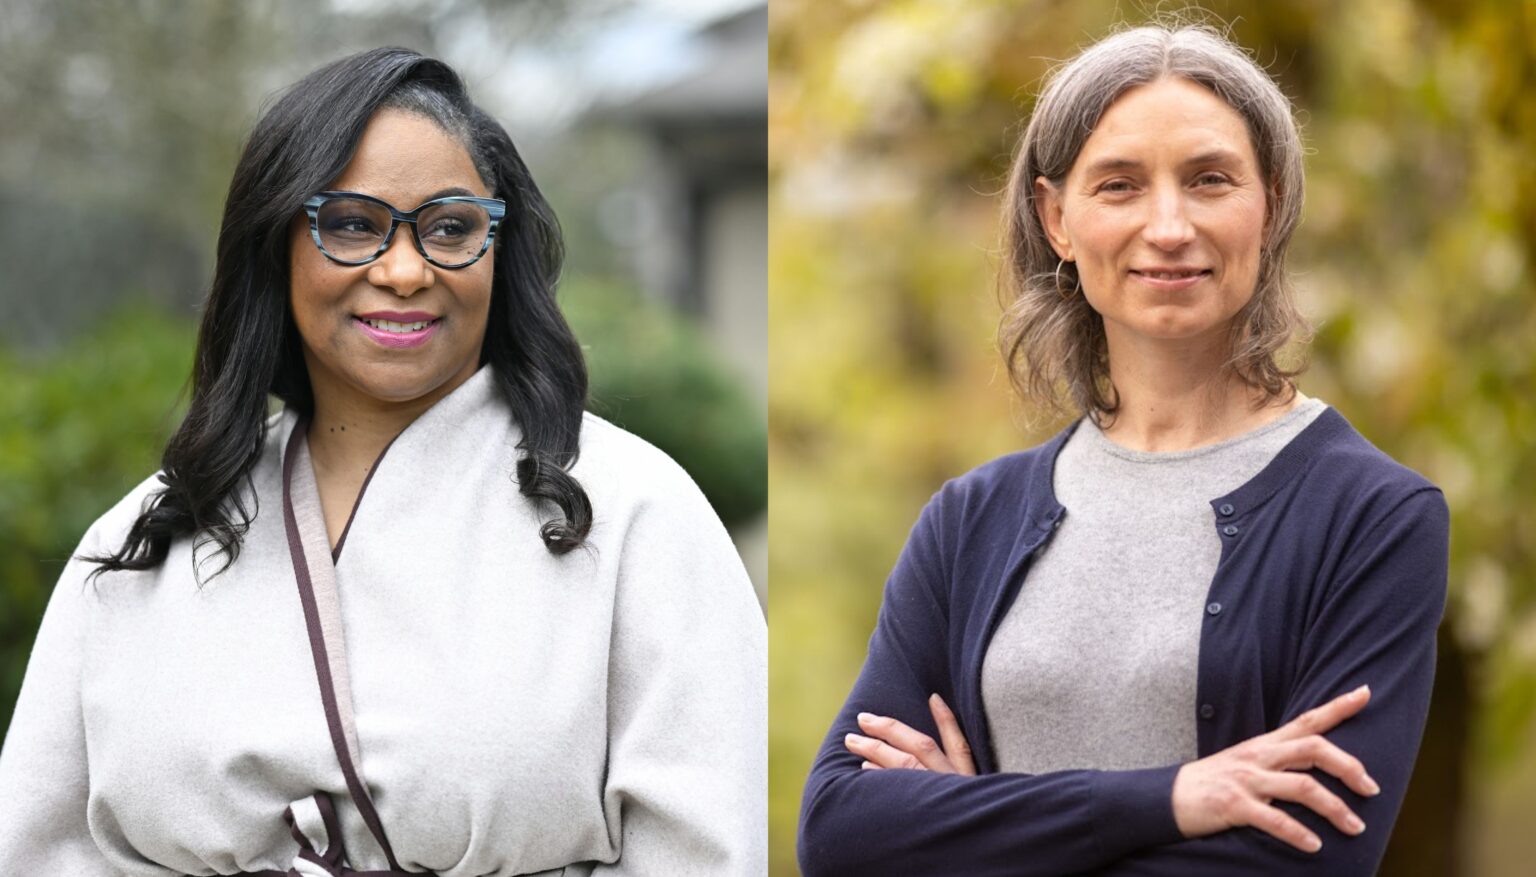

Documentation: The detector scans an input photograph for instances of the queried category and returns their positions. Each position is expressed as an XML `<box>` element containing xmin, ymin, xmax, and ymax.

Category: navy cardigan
<box><xmin>798</xmin><ymin>407</ymin><xmax>1449</xmax><ymax>876</ymax></box>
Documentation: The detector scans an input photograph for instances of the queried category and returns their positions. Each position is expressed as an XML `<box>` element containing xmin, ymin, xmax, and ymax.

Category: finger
<box><xmin>1253</xmin><ymin>770</ymin><xmax>1366</xmax><ymax>839</ymax></box>
<box><xmin>1269</xmin><ymin>736</ymin><xmax>1381</xmax><ymax>798</ymax></box>
<box><xmin>1240</xmin><ymin>799</ymin><xmax>1323</xmax><ymax>853</ymax></box>
<box><xmin>860</xmin><ymin>760</ymin><xmax>880</xmax><ymax>770</ymax></box>
<box><xmin>1271</xmin><ymin>685</ymin><xmax>1371</xmax><ymax>743</ymax></box>
<box><xmin>928</xmin><ymin>694</ymin><xmax>977</xmax><ymax>776</ymax></box>
<box><xmin>856</xmin><ymin>712</ymin><xmax>957</xmax><ymax>773</ymax></box>
<box><xmin>844</xmin><ymin>732</ymin><xmax>929</xmax><ymax>771</ymax></box>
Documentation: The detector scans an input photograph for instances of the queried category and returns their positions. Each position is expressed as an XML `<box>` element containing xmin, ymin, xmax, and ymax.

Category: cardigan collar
<box><xmin>1024</xmin><ymin>405</ymin><xmax>1353</xmax><ymax>521</ymax></box>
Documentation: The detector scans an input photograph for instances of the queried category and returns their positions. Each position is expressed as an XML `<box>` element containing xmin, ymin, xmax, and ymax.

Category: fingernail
<box><xmin>1363</xmin><ymin>775</ymin><xmax>1381</xmax><ymax>796</ymax></box>
<box><xmin>845</xmin><ymin>733</ymin><xmax>867</xmax><ymax>747</ymax></box>
<box><xmin>857</xmin><ymin>712</ymin><xmax>875</xmax><ymax>724</ymax></box>
<box><xmin>1353</xmin><ymin>684</ymin><xmax>1370</xmax><ymax>698</ymax></box>
<box><xmin>1346</xmin><ymin>815</ymin><xmax>1365</xmax><ymax>834</ymax></box>
<box><xmin>1305</xmin><ymin>835</ymin><xmax>1323</xmax><ymax>853</ymax></box>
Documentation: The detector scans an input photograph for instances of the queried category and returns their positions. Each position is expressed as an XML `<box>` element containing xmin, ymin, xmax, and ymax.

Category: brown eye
<box><xmin>425</xmin><ymin>218</ymin><xmax>470</xmax><ymax>240</ymax></box>
<box><xmin>321</xmin><ymin>214</ymin><xmax>382</xmax><ymax>238</ymax></box>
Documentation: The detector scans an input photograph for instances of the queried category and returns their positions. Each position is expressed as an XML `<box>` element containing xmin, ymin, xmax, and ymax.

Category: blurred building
<box><xmin>586</xmin><ymin>2</ymin><xmax>767</xmax><ymax>604</ymax></box>
<box><xmin>590</xmin><ymin>2</ymin><xmax>767</xmax><ymax>412</ymax></box>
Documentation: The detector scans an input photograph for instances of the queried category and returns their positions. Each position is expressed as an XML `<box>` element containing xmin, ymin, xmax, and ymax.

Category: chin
<box><xmin>347</xmin><ymin>364</ymin><xmax>451</xmax><ymax>404</ymax></box>
<box><xmin>1146</xmin><ymin>322</ymin><xmax>1218</xmax><ymax>339</ymax></box>
<box><xmin>1123</xmin><ymin>312</ymin><xmax>1233</xmax><ymax>343</ymax></box>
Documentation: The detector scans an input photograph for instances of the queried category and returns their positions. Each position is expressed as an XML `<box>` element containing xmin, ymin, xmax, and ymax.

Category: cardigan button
<box><xmin>1206</xmin><ymin>602</ymin><xmax>1223</xmax><ymax>616</ymax></box>
<box><xmin>1222</xmin><ymin>524</ymin><xmax>1239</xmax><ymax>537</ymax></box>
<box><xmin>1199</xmin><ymin>703</ymin><xmax>1216</xmax><ymax>720</ymax></box>
<box><xmin>1218</xmin><ymin>503</ymin><xmax>1235</xmax><ymax>516</ymax></box>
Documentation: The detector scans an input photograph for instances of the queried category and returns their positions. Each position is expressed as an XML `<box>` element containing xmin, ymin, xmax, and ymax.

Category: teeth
<box><xmin>1143</xmin><ymin>271</ymin><xmax>1203</xmax><ymax>280</ymax></box>
<box><xmin>363</xmin><ymin>318</ymin><xmax>432</xmax><ymax>333</ymax></box>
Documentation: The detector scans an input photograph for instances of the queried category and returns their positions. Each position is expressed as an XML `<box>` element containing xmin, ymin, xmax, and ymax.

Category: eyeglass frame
<box><xmin>301</xmin><ymin>190</ymin><xmax>507</xmax><ymax>269</ymax></box>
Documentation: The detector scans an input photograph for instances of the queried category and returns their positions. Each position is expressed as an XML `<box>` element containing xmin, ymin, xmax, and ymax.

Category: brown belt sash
<box><xmin>220</xmin><ymin>416</ymin><xmax>432</xmax><ymax>877</ymax></box>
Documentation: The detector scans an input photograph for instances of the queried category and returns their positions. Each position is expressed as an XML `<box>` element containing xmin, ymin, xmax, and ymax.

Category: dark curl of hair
<box><xmin>85</xmin><ymin>47</ymin><xmax>592</xmax><ymax>583</ymax></box>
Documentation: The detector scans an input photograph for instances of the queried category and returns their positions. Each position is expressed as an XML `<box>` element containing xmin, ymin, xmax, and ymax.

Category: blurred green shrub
<box><xmin>0</xmin><ymin>281</ymin><xmax>765</xmax><ymax>740</ymax></box>
<box><xmin>564</xmin><ymin>276</ymin><xmax>768</xmax><ymax>528</ymax></box>
<box><xmin>0</xmin><ymin>304</ymin><xmax>194</xmax><ymax>741</ymax></box>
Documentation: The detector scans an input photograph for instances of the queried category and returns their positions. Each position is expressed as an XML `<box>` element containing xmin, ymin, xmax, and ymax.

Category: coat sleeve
<box><xmin>0</xmin><ymin>527</ymin><xmax>120</xmax><ymax>873</ymax></box>
<box><xmin>798</xmin><ymin>492</ymin><xmax>1188</xmax><ymax>877</ymax></box>
<box><xmin>1086</xmin><ymin>486</ymin><xmax>1450</xmax><ymax>876</ymax></box>
<box><xmin>592</xmin><ymin>461</ymin><xmax>767</xmax><ymax>876</ymax></box>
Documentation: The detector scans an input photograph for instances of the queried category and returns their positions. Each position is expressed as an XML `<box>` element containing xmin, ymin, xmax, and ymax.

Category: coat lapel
<box><xmin>281</xmin><ymin>416</ymin><xmax>403</xmax><ymax>872</ymax></box>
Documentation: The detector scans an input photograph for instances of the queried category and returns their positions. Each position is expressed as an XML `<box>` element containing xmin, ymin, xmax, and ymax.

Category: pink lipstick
<box><xmin>353</xmin><ymin>316</ymin><xmax>440</xmax><ymax>348</ymax></box>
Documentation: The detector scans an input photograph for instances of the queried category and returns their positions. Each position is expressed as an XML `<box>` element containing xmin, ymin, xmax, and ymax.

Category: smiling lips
<box><xmin>1130</xmin><ymin>267</ymin><xmax>1211</xmax><ymax>289</ymax></box>
<box><xmin>353</xmin><ymin>310</ymin><xmax>440</xmax><ymax>348</ymax></box>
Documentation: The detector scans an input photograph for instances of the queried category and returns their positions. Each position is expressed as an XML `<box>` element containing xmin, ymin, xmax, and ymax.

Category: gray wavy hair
<box><xmin>999</xmin><ymin>22</ymin><xmax>1312</xmax><ymax>423</ymax></box>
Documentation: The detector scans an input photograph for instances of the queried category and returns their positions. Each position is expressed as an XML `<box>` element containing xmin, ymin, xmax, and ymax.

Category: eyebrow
<box><xmin>1081</xmin><ymin>149</ymin><xmax>1245</xmax><ymax>178</ymax></box>
<box><xmin>423</xmin><ymin>186</ymin><xmax>480</xmax><ymax>201</ymax></box>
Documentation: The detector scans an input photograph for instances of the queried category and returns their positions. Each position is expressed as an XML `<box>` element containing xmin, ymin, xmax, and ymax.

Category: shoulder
<box><xmin>1299</xmin><ymin>407</ymin><xmax>1444</xmax><ymax>521</ymax></box>
<box><xmin>574</xmin><ymin>411</ymin><xmax>720</xmax><ymax>524</ymax></box>
<box><xmin>1251</xmin><ymin>407</ymin><xmax>1449</xmax><ymax>575</ymax></box>
<box><xmin>576</xmin><ymin>411</ymin><xmax>696</xmax><ymax>487</ymax></box>
<box><xmin>73</xmin><ymin>470</ymin><xmax>169</xmax><ymax>560</ymax></box>
<box><xmin>1275</xmin><ymin>409</ymin><xmax>1451</xmax><ymax>616</ymax></box>
<box><xmin>572</xmin><ymin>413</ymin><xmax>754</xmax><ymax>602</ymax></box>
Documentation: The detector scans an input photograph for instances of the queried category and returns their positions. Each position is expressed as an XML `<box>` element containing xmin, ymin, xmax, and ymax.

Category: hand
<box><xmin>1172</xmin><ymin>684</ymin><xmax>1382</xmax><ymax>854</ymax></box>
<box><xmin>843</xmin><ymin>693</ymin><xmax>977</xmax><ymax>776</ymax></box>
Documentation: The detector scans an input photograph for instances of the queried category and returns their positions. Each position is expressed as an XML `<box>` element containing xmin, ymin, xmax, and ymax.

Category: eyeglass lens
<box><xmin>315</xmin><ymin>197</ymin><xmax>491</xmax><ymax>266</ymax></box>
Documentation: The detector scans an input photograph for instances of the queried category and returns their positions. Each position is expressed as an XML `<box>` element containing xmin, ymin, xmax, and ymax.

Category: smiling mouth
<box><xmin>357</xmin><ymin>317</ymin><xmax>438</xmax><ymax>334</ymax></box>
<box><xmin>1131</xmin><ymin>269</ymin><xmax>1212</xmax><ymax>280</ymax></box>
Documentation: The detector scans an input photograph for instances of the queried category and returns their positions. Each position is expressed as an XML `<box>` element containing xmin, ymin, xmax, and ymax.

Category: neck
<box><xmin>1096</xmin><ymin>322</ymin><xmax>1297</xmax><ymax>452</ymax></box>
<box><xmin>302</xmin><ymin>364</ymin><xmax>474</xmax><ymax>481</ymax></box>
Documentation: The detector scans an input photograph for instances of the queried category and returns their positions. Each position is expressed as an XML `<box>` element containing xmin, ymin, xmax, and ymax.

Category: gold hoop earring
<box><xmin>1054</xmin><ymin>259</ymin><xmax>1079</xmax><ymax>300</ymax></box>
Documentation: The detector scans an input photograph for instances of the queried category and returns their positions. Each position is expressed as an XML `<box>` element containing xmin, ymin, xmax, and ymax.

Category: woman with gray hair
<box><xmin>799</xmin><ymin>21</ymin><xmax>1447</xmax><ymax>876</ymax></box>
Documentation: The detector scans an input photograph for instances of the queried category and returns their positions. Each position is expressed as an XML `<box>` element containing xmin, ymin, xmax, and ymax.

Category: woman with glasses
<box><xmin>0</xmin><ymin>48</ymin><xmax>765</xmax><ymax>875</ymax></box>
<box><xmin>798</xmin><ymin>22</ymin><xmax>1447</xmax><ymax>876</ymax></box>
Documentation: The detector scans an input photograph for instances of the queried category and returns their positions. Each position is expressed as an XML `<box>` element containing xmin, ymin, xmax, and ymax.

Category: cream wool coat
<box><xmin>0</xmin><ymin>365</ymin><xmax>767</xmax><ymax>876</ymax></box>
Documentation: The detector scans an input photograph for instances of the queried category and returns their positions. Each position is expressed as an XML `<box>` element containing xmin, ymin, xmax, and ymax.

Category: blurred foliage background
<box><xmin>769</xmin><ymin>1</ymin><xmax>1535</xmax><ymax>875</ymax></box>
<box><xmin>0</xmin><ymin>0</ymin><xmax>766</xmax><ymax>751</ymax></box>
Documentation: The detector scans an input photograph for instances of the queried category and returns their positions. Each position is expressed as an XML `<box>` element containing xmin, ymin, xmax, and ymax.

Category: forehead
<box><xmin>1072</xmin><ymin>77</ymin><xmax>1258</xmax><ymax>175</ymax></box>
<box><xmin>328</xmin><ymin>108</ymin><xmax>489</xmax><ymax>204</ymax></box>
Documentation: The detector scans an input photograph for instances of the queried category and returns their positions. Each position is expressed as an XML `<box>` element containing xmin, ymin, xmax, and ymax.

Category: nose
<box><xmin>1141</xmin><ymin>185</ymin><xmax>1197</xmax><ymax>252</ymax></box>
<box><xmin>365</xmin><ymin>226</ymin><xmax>434</xmax><ymax>297</ymax></box>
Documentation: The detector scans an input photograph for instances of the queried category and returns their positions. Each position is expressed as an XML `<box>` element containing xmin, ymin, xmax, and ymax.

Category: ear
<box><xmin>1033</xmin><ymin>176</ymin><xmax>1073</xmax><ymax>261</ymax></box>
<box><xmin>1264</xmin><ymin>175</ymin><xmax>1283</xmax><ymax>236</ymax></box>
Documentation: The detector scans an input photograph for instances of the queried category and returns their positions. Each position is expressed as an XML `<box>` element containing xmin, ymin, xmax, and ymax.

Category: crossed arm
<box><xmin>798</xmin><ymin>488</ymin><xmax>1449</xmax><ymax>876</ymax></box>
<box><xmin>849</xmin><ymin>688</ymin><xmax>1380</xmax><ymax>855</ymax></box>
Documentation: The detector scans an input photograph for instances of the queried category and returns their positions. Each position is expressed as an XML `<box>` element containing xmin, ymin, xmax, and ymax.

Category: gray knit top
<box><xmin>981</xmin><ymin>395</ymin><xmax>1328</xmax><ymax>773</ymax></box>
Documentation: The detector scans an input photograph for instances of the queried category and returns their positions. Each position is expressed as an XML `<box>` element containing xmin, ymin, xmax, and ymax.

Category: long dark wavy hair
<box><xmin>85</xmin><ymin>47</ymin><xmax>592</xmax><ymax>583</ymax></box>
